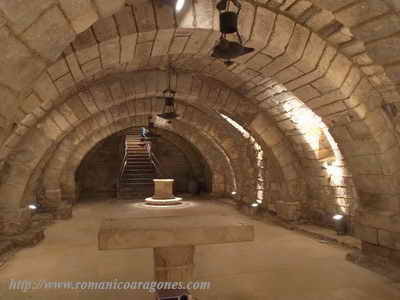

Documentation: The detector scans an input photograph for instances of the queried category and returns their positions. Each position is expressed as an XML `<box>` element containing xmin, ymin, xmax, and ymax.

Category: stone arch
<box><xmin>0</xmin><ymin>0</ymin><xmax>398</xmax><ymax>251</ymax></box>
<box><xmin>59</xmin><ymin>118</ymin><xmax>235</xmax><ymax>206</ymax></box>
<box><xmin>1</xmin><ymin>70</ymin><xmax>305</xmax><ymax>212</ymax></box>
<box><xmin>3</xmin><ymin>25</ymin><xmax>390</xmax><ymax>216</ymax></box>
<box><xmin>12</xmin><ymin>65</ymin><xmax>357</xmax><ymax>224</ymax></box>
<box><xmin>20</xmin><ymin>98</ymin><xmax>272</xmax><ymax>214</ymax></box>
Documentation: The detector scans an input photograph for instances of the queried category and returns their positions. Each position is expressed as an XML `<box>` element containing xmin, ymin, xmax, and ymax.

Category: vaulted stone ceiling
<box><xmin>0</xmin><ymin>0</ymin><xmax>399</xmax><ymax>261</ymax></box>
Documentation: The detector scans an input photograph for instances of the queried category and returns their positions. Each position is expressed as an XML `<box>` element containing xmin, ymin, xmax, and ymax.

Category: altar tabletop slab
<box><xmin>98</xmin><ymin>215</ymin><xmax>254</xmax><ymax>250</ymax></box>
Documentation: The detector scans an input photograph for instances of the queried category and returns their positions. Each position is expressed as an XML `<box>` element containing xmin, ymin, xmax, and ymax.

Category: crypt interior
<box><xmin>0</xmin><ymin>0</ymin><xmax>400</xmax><ymax>299</ymax></box>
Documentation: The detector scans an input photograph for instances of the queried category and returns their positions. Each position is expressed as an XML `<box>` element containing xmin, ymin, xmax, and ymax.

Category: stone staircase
<box><xmin>118</xmin><ymin>130</ymin><xmax>156</xmax><ymax>199</ymax></box>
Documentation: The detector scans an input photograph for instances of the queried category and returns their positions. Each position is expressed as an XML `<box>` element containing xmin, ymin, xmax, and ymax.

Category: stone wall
<box><xmin>76</xmin><ymin>134</ymin><xmax>123</xmax><ymax>199</ymax></box>
<box><xmin>152</xmin><ymin>133</ymin><xmax>211</xmax><ymax>194</ymax></box>
<box><xmin>76</xmin><ymin>129</ymin><xmax>210</xmax><ymax>198</ymax></box>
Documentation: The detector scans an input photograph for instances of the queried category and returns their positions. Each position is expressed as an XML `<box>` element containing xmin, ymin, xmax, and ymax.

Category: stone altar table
<box><xmin>145</xmin><ymin>179</ymin><xmax>182</xmax><ymax>206</ymax></box>
<box><xmin>98</xmin><ymin>215</ymin><xmax>255</xmax><ymax>282</ymax></box>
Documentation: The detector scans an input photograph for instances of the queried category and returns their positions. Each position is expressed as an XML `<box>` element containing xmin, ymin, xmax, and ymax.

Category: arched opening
<box><xmin>75</xmin><ymin>127</ymin><xmax>212</xmax><ymax>201</ymax></box>
<box><xmin>0</xmin><ymin>0</ymin><xmax>400</xmax><ymax>297</ymax></box>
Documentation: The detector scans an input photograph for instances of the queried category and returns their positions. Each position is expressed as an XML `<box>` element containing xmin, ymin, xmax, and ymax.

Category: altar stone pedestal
<box><xmin>145</xmin><ymin>179</ymin><xmax>182</xmax><ymax>206</ymax></box>
<box><xmin>98</xmin><ymin>215</ymin><xmax>255</xmax><ymax>283</ymax></box>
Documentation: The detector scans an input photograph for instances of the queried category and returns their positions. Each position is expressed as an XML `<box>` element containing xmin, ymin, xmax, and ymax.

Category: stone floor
<box><xmin>0</xmin><ymin>197</ymin><xmax>399</xmax><ymax>300</ymax></box>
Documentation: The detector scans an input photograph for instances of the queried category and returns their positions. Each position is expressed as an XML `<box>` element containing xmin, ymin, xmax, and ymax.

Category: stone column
<box><xmin>276</xmin><ymin>201</ymin><xmax>301</xmax><ymax>221</ymax></box>
<box><xmin>43</xmin><ymin>188</ymin><xmax>63</xmax><ymax>209</ymax></box>
<box><xmin>0</xmin><ymin>207</ymin><xmax>32</xmax><ymax>236</ymax></box>
<box><xmin>41</xmin><ymin>188</ymin><xmax>72</xmax><ymax>220</ymax></box>
<box><xmin>154</xmin><ymin>246</ymin><xmax>195</xmax><ymax>283</ymax></box>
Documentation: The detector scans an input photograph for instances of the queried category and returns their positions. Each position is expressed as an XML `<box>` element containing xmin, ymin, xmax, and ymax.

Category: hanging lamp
<box><xmin>211</xmin><ymin>0</ymin><xmax>254</xmax><ymax>66</ymax></box>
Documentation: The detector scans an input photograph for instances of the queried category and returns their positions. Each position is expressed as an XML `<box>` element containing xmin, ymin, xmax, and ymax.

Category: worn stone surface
<box><xmin>152</xmin><ymin>179</ymin><xmax>175</xmax><ymax>200</ymax></box>
<box><xmin>0</xmin><ymin>199</ymin><xmax>397</xmax><ymax>299</ymax></box>
<box><xmin>154</xmin><ymin>246</ymin><xmax>194</xmax><ymax>282</ymax></box>
<box><xmin>22</xmin><ymin>6</ymin><xmax>76</xmax><ymax>61</ymax></box>
<box><xmin>0</xmin><ymin>208</ymin><xmax>32</xmax><ymax>236</ymax></box>
<box><xmin>99</xmin><ymin>215</ymin><xmax>254</xmax><ymax>250</ymax></box>
<box><xmin>0</xmin><ymin>0</ymin><xmax>55</xmax><ymax>34</ymax></box>
<box><xmin>0</xmin><ymin>227</ymin><xmax>45</xmax><ymax>248</ymax></box>
<box><xmin>59</xmin><ymin>0</ymin><xmax>99</xmax><ymax>34</ymax></box>
<box><xmin>0</xmin><ymin>27</ymin><xmax>46</xmax><ymax>91</ymax></box>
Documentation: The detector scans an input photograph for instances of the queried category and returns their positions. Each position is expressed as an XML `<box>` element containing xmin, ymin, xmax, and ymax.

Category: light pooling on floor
<box><xmin>220</xmin><ymin>113</ymin><xmax>264</xmax><ymax>205</ymax></box>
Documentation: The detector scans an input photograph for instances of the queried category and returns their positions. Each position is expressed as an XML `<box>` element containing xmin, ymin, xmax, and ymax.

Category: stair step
<box><xmin>126</xmin><ymin>171</ymin><xmax>155</xmax><ymax>174</ymax></box>
<box><xmin>125</xmin><ymin>171</ymin><xmax>154</xmax><ymax>174</ymax></box>
<box><xmin>119</xmin><ymin>186</ymin><xmax>153</xmax><ymax>190</ymax></box>
<box><xmin>126</xmin><ymin>159</ymin><xmax>151</xmax><ymax>162</ymax></box>
<box><xmin>119</xmin><ymin>133</ymin><xmax>157</xmax><ymax>198</ymax></box>
<box><xmin>122</xmin><ymin>177</ymin><xmax>154</xmax><ymax>180</ymax></box>
<box><xmin>123</xmin><ymin>174</ymin><xmax>155</xmax><ymax>177</ymax></box>
<box><xmin>121</xmin><ymin>182</ymin><xmax>153</xmax><ymax>188</ymax></box>
<box><xmin>126</xmin><ymin>153</ymin><xmax>149</xmax><ymax>155</ymax></box>
<box><xmin>124</xmin><ymin>177</ymin><xmax>155</xmax><ymax>180</ymax></box>
<box><xmin>122</xmin><ymin>178</ymin><xmax>154</xmax><ymax>181</ymax></box>
<box><xmin>126</xmin><ymin>166</ymin><xmax>154</xmax><ymax>169</ymax></box>
<box><xmin>126</xmin><ymin>167</ymin><xmax>154</xmax><ymax>169</ymax></box>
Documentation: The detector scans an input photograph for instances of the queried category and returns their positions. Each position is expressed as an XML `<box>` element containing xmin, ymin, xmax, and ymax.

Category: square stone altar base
<box><xmin>145</xmin><ymin>179</ymin><xmax>182</xmax><ymax>206</ymax></box>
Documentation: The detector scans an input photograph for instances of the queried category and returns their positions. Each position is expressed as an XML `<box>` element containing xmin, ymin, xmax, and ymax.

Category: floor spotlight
<box><xmin>333</xmin><ymin>214</ymin><xmax>347</xmax><ymax>235</ymax></box>
<box><xmin>28</xmin><ymin>204</ymin><xmax>38</xmax><ymax>210</ymax></box>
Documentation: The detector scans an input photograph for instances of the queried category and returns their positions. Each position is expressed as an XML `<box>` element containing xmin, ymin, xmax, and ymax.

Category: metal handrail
<box><xmin>146</xmin><ymin>142</ymin><xmax>167</xmax><ymax>178</ymax></box>
<box><xmin>150</xmin><ymin>152</ymin><xmax>164</xmax><ymax>178</ymax></box>
<box><xmin>118</xmin><ymin>138</ymin><xmax>128</xmax><ymax>180</ymax></box>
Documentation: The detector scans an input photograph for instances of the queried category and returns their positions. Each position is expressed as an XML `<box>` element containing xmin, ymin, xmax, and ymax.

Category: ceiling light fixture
<box><xmin>211</xmin><ymin>0</ymin><xmax>254</xmax><ymax>66</ymax></box>
<box><xmin>333</xmin><ymin>214</ymin><xmax>347</xmax><ymax>236</ymax></box>
<box><xmin>158</xmin><ymin>65</ymin><xmax>179</xmax><ymax>122</ymax></box>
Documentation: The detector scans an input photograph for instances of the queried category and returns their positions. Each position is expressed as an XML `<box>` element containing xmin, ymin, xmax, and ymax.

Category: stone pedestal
<box><xmin>153</xmin><ymin>179</ymin><xmax>174</xmax><ymax>199</ymax></box>
<box><xmin>98</xmin><ymin>215</ymin><xmax>255</xmax><ymax>283</ymax></box>
<box><xmin>154</xmin><ymin>246</ymin><xmax>194</xmax><ymax>282</ymax></box>
<box><xmin>145</xmin><ymin>179</ymin><xmax>182</xmax><ymax>206</ymax></box>
<box><xmin>0</xmin><ymin>208</ymin><xmax>32</xmax><ymax>236</ymax></box>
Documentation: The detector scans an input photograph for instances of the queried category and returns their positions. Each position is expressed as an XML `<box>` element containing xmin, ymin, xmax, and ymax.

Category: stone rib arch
<box><xmin>37</xmin><ymin>98</ymin><xmax>262</xmax><ymax>204</ymax></box>
<box><xmin>27</xmin><ymin>62</ymin><xmax>371</xmax><ymax>215</ymax></box>
<box><xmin>0</xmin><ymin>0</ymin><xmax>399</xmax><ymax>266</ymax></box>
<box><xmin>0</xmin><ymin>70</ymin><xmax>306</xmax><ymax>211</ymax></box>
<box><xmin>36</xmin><ymin>108</ymin><xmax>237</xmax><ymax>202</ymax></box>
<box><xmin>58</xmin><ymin>118</ymin><xmax>236</xmax><ymax>206</ymax></box>
<box><xmin>0</xmin><ymin>2</ymin><xmax>396</xmax><ymax>176</ymax></box>
<box><xmin>22</xmin><ymin>99</ymin><xmax>268</xmax><ymax>212</ymax></box>
<box><xmin>3</xmin><ymin>19</ymin><xmax>393</xmax><ymax>216</ymax></box>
